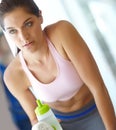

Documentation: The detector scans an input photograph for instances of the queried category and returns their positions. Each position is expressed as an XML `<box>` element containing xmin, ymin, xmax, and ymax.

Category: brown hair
<box><xmin>0</xmin><ymin>0</ymin><xmax>40</xmax><ymax>29</ymax></box>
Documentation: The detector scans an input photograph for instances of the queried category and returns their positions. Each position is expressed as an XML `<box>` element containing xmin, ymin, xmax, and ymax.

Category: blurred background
<box><xmin>0</xmin><ymin>0</ymin><xmax>116</xmax><ymax>129</ymax></box>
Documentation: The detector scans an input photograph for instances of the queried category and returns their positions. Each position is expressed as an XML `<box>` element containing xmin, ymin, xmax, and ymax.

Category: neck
<box><xmin>22</xmin><ymin>37</ymin><xmax>49</xmax><ymax>65</ymax></box>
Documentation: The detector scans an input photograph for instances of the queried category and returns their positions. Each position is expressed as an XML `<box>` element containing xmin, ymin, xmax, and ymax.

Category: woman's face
<box><xmin>3</xmin><ymin>7</ymin><xmax>43</xmax><ymax>53</ymax></box>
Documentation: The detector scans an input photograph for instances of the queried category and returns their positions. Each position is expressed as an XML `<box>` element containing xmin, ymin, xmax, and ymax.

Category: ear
<box><xmin>39</xmin><ymin>10</ymin><xmax>42</xmax><ymax>16</ymax></box>
<box><xmin>39</xmin><ymin>10</ymin><xmax>43</xmax><ymax>24</ymax></box>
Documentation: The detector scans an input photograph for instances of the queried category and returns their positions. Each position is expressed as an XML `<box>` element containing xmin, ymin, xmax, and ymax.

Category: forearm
<box><xmin>94</xmin><ymin>87</ymin><xmax>116</xmax><ymax>130</ymax></box>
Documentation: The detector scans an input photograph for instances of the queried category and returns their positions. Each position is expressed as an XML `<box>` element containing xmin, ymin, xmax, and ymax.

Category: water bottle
<box><xmin>32</xmin><ymin>121</ymin><xmax>54</xmax><ymax>130</ymax></box>
<box><xmin>35</xmin><ymin>100</ymin><xmax>63</xmax><ymax>130</ymax></box>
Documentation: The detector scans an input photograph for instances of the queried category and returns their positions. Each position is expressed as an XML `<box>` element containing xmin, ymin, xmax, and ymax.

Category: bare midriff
<box><xmin>46</xmin><ymin>84</ymin><xmax>94</xmax><ymax>113</ymax></box>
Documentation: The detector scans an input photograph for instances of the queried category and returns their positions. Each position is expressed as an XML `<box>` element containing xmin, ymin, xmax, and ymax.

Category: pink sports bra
<box><xmin>19</xmin><ymin>38</ymin><xmax>84</xmax><ymax>102</ymax></box>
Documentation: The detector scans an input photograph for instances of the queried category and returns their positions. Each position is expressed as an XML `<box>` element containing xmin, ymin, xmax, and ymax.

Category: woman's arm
<box><xmin>57</xmin><ymin>20</ymin><xmax>116</xmax><ymax>130</ymax></box>
<box><xmin>3</xmin><ymin>60</ymin><xmax>38</xmax><ymax>126</ymax></box>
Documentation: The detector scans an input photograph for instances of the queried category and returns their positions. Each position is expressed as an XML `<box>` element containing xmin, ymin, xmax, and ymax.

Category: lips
<box><xmin>23</xmin><ymin>41</ymin><xmax>32</xmax><ymax>47</ymax></box>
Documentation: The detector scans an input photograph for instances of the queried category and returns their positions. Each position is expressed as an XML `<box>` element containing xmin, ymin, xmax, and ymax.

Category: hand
<box><xmin>58</xmin><ymin>118</ymin><xmax>62</xmax><ymax>123</ymax></box>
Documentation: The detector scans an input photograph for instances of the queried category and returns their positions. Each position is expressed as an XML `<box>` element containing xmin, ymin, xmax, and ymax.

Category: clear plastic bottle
<box><xmin>35</xmin><ymin>100</ymin><xmax>63</xmax><ymax>130</ymax></box>
<box><xmin>32</xmin><ymin>121</ymin><xmax>54</xmax><ymax>130</ymax></box>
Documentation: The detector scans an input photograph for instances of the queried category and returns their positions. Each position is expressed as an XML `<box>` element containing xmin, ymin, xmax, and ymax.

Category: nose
<box><xmin>19</xmin><ymin>29</ymin><xmax>29</xmax><ymax>42</ymax></box>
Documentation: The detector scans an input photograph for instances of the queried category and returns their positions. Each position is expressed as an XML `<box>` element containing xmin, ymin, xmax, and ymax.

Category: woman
<box><xmin>0</xmin><ymin>0</ymin><xmax>116</xmax><ymax>129</ymax></box>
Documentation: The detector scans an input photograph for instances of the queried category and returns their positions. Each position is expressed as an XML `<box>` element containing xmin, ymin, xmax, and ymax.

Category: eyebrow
<box><xmin>5</xmin><ymin>17</ymin><xmax>32</xmax><ymax>30</ymax></box>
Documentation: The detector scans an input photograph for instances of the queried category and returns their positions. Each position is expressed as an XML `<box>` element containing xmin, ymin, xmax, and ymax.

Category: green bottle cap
<box><xmin>35</xmin><ymin>100</ymin><xmax>50</xmax><ymax>116</ymax></box>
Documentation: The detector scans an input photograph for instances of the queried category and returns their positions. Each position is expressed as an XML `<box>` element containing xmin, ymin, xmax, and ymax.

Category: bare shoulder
<box><xmin>3</xmin><ymin>55</ymin><xmax>28</xmax><ymax>96</ymax></box>
<box><xmin>4</xmin><ymin>57</ymin><xmax>19</xmax><ymax>79</ymax></box>
<box><xmin>44</xmin><ymin>20</ymin><xmax>83</xmax><ymax>46</ymax></box>
<box><xmin>44</xmin><ymin>20</ymin><xmax>85</xmax><ymax>57</ymax></box>
<box><xmin>44</xmin><ymin>20</ymin><xmax>76</xmax><ymax>37</ymax></box>
<box><xmin>44</xmin><ymin>20</ymin><xmax>86</xmax><ymax>62</ymax></box>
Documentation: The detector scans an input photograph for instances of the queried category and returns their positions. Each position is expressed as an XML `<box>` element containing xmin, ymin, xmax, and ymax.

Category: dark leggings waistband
<box><xmin>52</xmin><ymin>100</ymin><xmax>96</xmax><ymax>121</ymax></box>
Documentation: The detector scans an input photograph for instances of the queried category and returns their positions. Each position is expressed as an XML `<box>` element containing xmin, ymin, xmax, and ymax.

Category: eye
<box><xmin>8</xmin><ymin>29</ymin><xmax>17</xmax><ymax>34</ymax></box>
<box><xmin>25</xmin><ymin>21</ymin><xmax>33</xmax><ymax>27</ymax></box>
